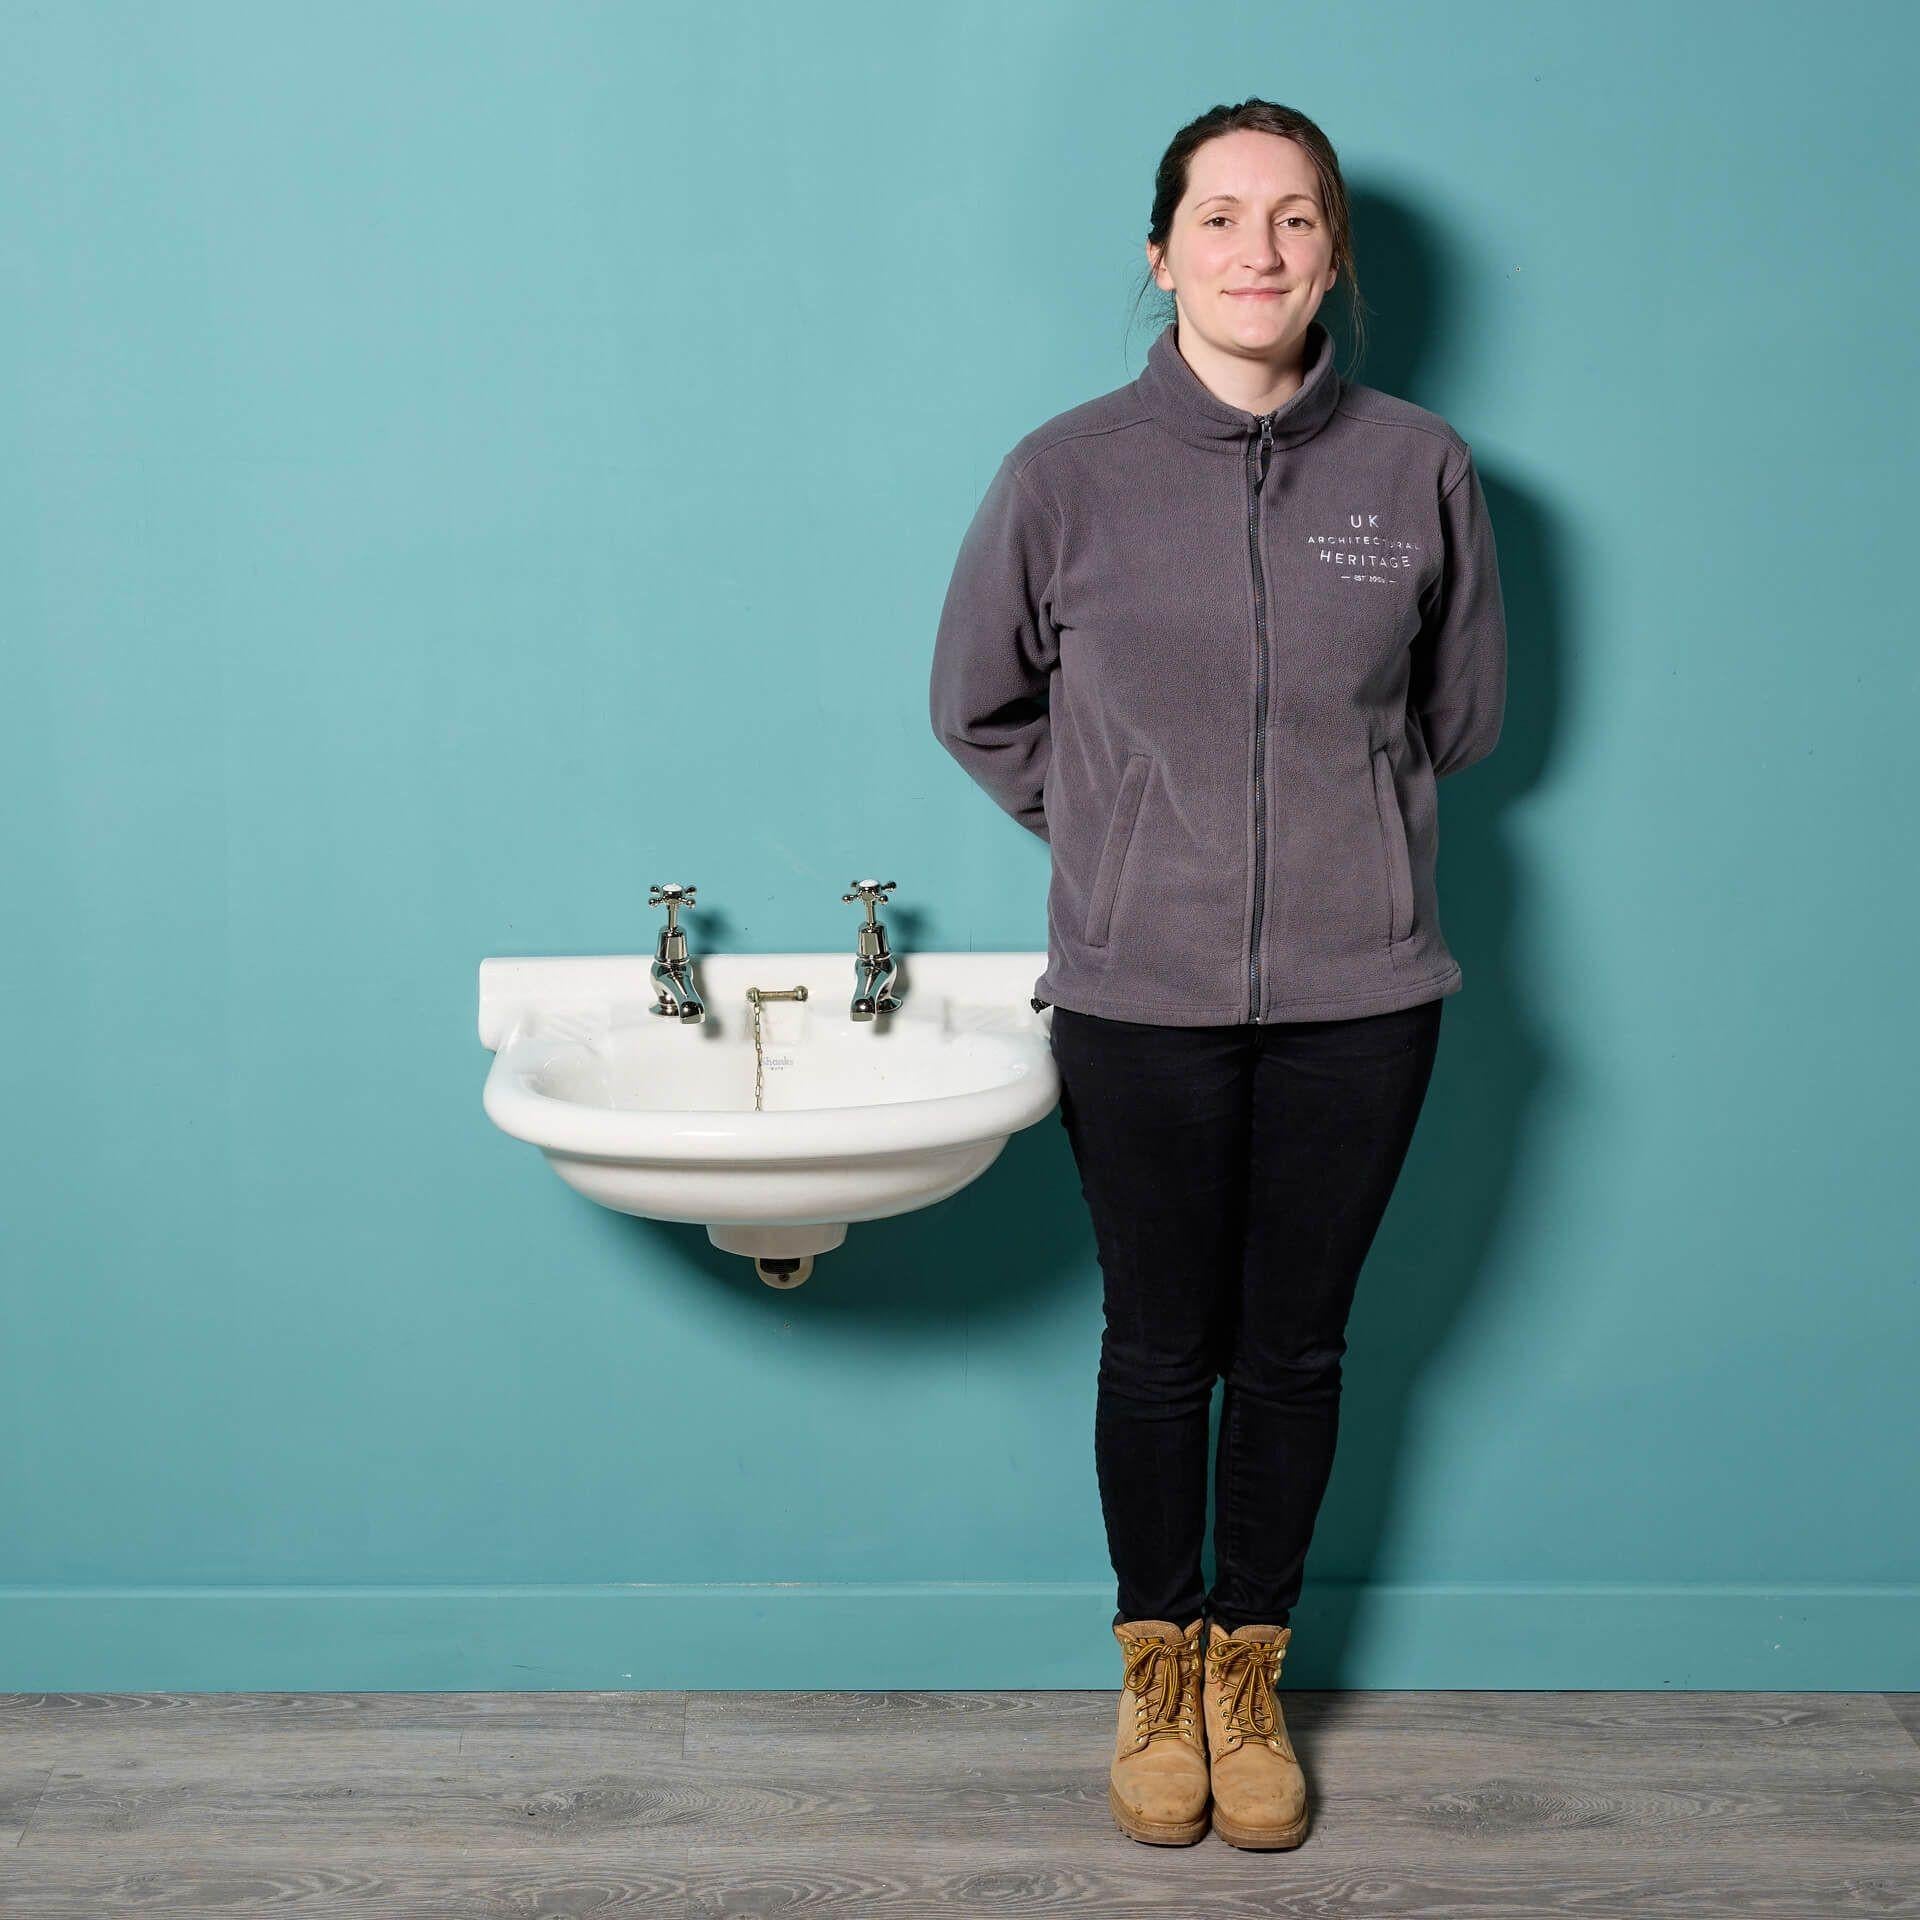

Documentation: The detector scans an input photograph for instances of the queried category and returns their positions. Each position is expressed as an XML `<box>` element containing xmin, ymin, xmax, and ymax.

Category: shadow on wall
<box><xmin>1264</xmin><ymin>187</ymin><xmax>1564</xmax><ymax>1678</ymax></box>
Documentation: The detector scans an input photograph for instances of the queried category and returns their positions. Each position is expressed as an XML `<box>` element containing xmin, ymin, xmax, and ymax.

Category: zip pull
<box><xmin>1254</xmin><ymin>413</ymin><xmax>1275</xmax><ymax>490</ymax></box>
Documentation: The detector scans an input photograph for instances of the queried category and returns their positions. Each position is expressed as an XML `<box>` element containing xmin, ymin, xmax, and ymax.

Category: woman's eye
<box><xmin>1202</xmin><ymin>213</ymin><xmax>1314</xmax><ymax>229</ymax></box>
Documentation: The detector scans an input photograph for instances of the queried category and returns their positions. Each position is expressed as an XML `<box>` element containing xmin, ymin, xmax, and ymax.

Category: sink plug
<box><xmin>744</xmin><ymin>984</ymin><xmax>808</xmax><ymax>1114</ymax></box>
<box><xmin>841</xmin><ymin>879</ymin><xmax>904</xmax><ymax>1019</ymax></box>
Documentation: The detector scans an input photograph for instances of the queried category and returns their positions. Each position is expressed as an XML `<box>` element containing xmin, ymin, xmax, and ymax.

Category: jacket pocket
<box><xmin>1083</xmin><ymin>751</ymin><xmax>1153</xmax><ymax>948</ymax></box>
<box><xmin>1370</xmin><ymin>742</ymin><xmax>1416</xmax><ymax>945</ymax></box>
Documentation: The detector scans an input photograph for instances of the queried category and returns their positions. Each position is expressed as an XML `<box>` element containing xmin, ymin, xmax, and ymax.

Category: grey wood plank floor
<box><xmin>2</xmin><ymin>1688</ymin><xmax>1916</xmax><ymax>1916</ymax></box>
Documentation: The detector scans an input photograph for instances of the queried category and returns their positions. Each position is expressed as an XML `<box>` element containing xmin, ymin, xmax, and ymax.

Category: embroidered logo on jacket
<box><xmin>1304</xmin><ymin>513</ymin><xmax>1422</xmax><ymax>586</ymax></box>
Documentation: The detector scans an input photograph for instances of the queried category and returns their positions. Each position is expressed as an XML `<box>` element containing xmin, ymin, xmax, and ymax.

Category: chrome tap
<box><xmin>648</xmin><ymin>882</ymin><xmax>706</xmax><ymax>1022</ymax></box>
<box><xmin>841</xmin><ymin>879</ymin><xmax>904</xmax><ymax>1020</ymax></box>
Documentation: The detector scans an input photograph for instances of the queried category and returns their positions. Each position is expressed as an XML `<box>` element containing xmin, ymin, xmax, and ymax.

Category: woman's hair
<box><xmin>1137</xmin><ymin>99</ymin><xmax>1368</xmax><ymax>371</ymax></box>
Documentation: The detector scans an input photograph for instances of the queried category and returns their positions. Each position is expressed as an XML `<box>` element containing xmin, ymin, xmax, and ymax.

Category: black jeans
<box><xmin>1048</xmin><ymin>995</ymin><xmax>1445</xmax><ymax>1635</ymax></box>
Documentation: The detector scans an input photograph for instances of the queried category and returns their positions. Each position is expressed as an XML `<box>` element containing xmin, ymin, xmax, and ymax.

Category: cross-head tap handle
<box><xmin>841</xmin><ymin>879</ymin><xmax>896</xmax><ymax>923</ymax></box>
<box><xmin>649</xmin><ymin>882</ymin><xmax>697</xmax><ymax>928</ymax></box>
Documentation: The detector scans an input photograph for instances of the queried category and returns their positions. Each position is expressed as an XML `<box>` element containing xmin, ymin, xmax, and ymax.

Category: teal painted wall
<box><xmin>2</xmin><ymin>0</ymin><xmax>1913</xmax><ymax>1690</ymax></box>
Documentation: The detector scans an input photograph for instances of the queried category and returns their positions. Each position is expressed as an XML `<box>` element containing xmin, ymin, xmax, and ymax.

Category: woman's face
<box><xmin>1148</xmin><ymin>130</ymin><xmax>1338</xmax><ymax>364</ymax></box>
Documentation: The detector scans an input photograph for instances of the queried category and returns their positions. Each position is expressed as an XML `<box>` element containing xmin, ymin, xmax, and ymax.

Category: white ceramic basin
<box><xmin>477</xmin><ymin>951</ymin><xmax>1057</xmax><ymax>1282</ymax></box>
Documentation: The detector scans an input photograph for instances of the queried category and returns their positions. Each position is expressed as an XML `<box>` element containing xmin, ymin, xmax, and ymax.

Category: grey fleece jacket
<box><xmin>928</xmin><ymin>315</ymin><xmax>1507</xmax><ymax>1025</ymax></box>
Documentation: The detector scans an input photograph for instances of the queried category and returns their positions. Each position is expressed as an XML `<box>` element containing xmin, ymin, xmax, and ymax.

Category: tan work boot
<box><xmin>1202</xmin><ymin>1620</ymin><xmax>1309</xmax><ymax>1849</ymax></box>
<box><xmin>1108</xmin><ymin>1616</ymin><xmax>1209</xmax><ymax>1844</ymax></box>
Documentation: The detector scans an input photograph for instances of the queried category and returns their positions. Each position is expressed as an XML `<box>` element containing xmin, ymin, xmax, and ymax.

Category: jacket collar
<box><xmin>1136</xmin><ymin>316</ymin><xmax>1342</xmax><ymax>451</ymax></box>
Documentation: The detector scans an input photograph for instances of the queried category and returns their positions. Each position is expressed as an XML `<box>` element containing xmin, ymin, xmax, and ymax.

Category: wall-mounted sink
<box><xmin>477</xmin><ymin>952</ymin><xmax>1056</xmax><ymax>1285</ymax></box>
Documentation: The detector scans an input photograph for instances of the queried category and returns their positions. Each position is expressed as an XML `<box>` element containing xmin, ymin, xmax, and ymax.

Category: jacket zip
<box><xmin>1245</xmin><ymin>411</ymin><xmax>1276</xmax><ymax>1022</ymax></box>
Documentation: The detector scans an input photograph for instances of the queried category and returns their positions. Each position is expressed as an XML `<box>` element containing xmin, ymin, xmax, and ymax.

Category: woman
<box><xmin>929</xmin><ymin>99</ymin><xmax>1507</xmax><ymax>1851</ymax></box>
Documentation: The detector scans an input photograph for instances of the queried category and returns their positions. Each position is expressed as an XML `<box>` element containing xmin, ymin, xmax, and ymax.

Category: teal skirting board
<box><xmin>1</xmin><ymin>1584</ymin><xmax>1913</xmax><ymax>1693</ymax></box>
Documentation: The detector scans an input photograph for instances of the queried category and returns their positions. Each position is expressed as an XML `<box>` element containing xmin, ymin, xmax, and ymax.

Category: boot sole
<box><xmin>1211</xmin><ymin>1801</ymin><xmax>1309</xmax><ymax>1849</ymax></box>
<box><xmin>1107</xmin><ymin>1777</ymin><xmax>1209</xmax><ymax>1845</ymax></box>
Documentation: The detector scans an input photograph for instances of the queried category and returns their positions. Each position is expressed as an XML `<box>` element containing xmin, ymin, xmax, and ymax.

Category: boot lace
<box><xmin>1121</xmin><ymin>1633</ymin><xmax>1200</xmax><ymax>1739</ymax></box>
<box><xmin>1207</xmin><ymin>1636</ymin><xmax>1285</xmax><ymax>1739</ymax></box>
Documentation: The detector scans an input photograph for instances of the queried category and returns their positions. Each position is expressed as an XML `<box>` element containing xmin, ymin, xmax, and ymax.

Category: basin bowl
<box><xmin>478</xmin><ymin>951</ymin><xmax>1057</xmax><ymax>1270</ymax></box>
